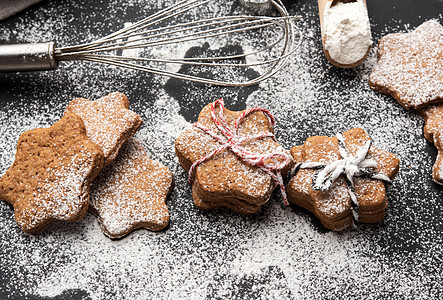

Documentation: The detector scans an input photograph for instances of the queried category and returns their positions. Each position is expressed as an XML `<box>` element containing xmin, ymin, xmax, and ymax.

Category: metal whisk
<box><xmin>0</xmin><ymin>0</ymin><xmax>300</xmax><ymax>86</ymax></box>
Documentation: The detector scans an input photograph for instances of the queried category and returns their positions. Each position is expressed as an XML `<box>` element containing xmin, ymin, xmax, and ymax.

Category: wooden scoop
<box><xmin>318</xmin><ymin>0</ymin><xmax>371</xmax><ymax>68</ymax></box>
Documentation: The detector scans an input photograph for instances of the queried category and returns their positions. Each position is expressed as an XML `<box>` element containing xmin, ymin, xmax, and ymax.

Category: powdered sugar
<box><xmin>175</xmin><ymin>108</ymin><xmax>287</xmax><ymax>206</ymax></box>
<box><xmin>0</xmin><ymin>114</ymin><xmax>102</xmax><ymax>233</ymax></box>
<box><xmin>64</xmin><ymin>92</ymin><xmax>143</xmax><ymax>166</ymax></box>
<box><xmin>184</xmin><ymin>100</ymin><xmax>291</xmax><ymax>204</ymax></box>
<box><xmin>287</xmin><ymin>129</ymin><xmax>398</xmax><ymax>230</ymax></box>
<box><xmin>91</xmin><ymin>137</ymin><xmax>172</xmax><ymax>238</ymax></box>
<box><xmin>323</xmin><ymin>0</ymin><xmax>372</xmax><ymax>65</ymax></box>
<box><xmin>369</xmin><ymin>19</ymin><xmax>443</xmax><ymax>109</ymax></box>
<box><xmin>0</xmin><ymin>0</ymin><xmax>442</xmax><ymax>299</ymax></box>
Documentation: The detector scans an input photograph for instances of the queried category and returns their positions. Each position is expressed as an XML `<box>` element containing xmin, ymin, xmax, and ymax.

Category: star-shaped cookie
<box><xmin>64</xmin><ymin>92</ymin><xmax>143</xmax><ymax>166</ymax></box>
<box><xmin>420</xmin><ymin>103</ymin><xmax>443</xmax><ymax>184</ymax></box>
<box><xmin>369</xmin><ymin>20</ymin><xmax>443</xmax><ymax>110</ymax></box>
<box><xmin>90</xmin><ymin>138</ymin><xmax>173</xmax><ymax>239</ymax></box>
<box><xmin>0</xmin><ymin>114</ymin><xmax>104</xmax><ymax>233</ymax></box>
<box><xmin>175</xmin><ymin>100</ymin><xmax>292</xmax><ymax>214</ymax></box>
<box><xmin>287</xmin><ymin>128</ymin><xmax>399</xmax><ymax>231</ymax></box>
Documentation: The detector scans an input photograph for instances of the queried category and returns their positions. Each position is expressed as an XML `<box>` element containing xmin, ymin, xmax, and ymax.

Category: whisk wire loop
<box><xmin>53</xmin><ymin>0</ymin><xmax>302</xmax><ymax>86</ymax></box>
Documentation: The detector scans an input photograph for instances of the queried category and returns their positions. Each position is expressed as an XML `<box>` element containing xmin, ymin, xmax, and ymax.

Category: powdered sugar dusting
<box><xmin>0</xmin><ymin>0</ymin><xmax>442</xmax><ymax>299</ymax></box>
<box><xmin>369</xmin><ymin>19</ymin><xmax>443</xmax><ymax>109</ymax></box>
<box><xmin>175</xmin><ymin>101</ymin><xmax>291</xmax><ymax>209</ymax></box>
<box><xmin>39</xmin><ymin>155</ymin><xmax>93</xmax><ymax>218</ymax></box>
<box><xmin>323</xmin><ymin>0</ymin><xmax>372</xmax><ymax>65</ymax></box>
<box><xmin>64</xmin><ymin>92</ymin><xmax>143</xmax><ymax>166</ymax></box>
<box><xmin>91</xmin><ymin>137</ymin><xmax>172</xmax><ymax>238</ymax></box>
<box><xmin>14</xmin><ymin>155</ymin><xmax>92</xmax><ymax>231</ymax></box>
<box><xmin>0</xmin><ymin>114</ymin><xmax>102</xmax><ymax>233</ymax></box>
<box><xmin>287</xmin><ymin>128</ymin><xmax>398</xmax><ymax>229</ymax></box>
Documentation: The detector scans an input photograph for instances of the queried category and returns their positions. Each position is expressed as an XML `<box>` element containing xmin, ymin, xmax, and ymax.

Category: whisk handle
<box><xmin>0</xmin><ymin>42</ymin><xmax>58</xmax><ymax>72</ymax></box>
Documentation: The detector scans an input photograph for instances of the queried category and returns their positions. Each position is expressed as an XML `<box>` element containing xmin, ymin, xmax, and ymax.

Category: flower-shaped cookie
<box><xmin>64</xmin><ymin>92</ymin><xmax>143</xmax><ymax>166</ymax></box>
<box><xmin>420</xmin><ymin>103</ymin><xmax>443</xmax><ymax>184</ymax></box>
<box><xmin>0</xmin><ymin>114</ymin><xmax>104</xmax><ymax>233</ymax></box>
<box><xmin>287</xmin><ymin>128</ymin><xmax>399</xmax><ymax>231</ymax></box>
<box><xmin>90</xmin><ymin>138</ymin><xmax>173</xmax><ymax>239</ymax></box>
<box><xmin>369</xmin><ymin>20</ymin><xmax>443</xmax><ymax>110</ymax></box>
<box><xmin>175</xmin><ymin>100</ymin><xmax>292</xmax><ymax>214</ymax></box>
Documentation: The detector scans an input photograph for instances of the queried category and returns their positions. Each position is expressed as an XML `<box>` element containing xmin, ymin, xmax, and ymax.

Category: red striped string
<box><xmin>188</xmin><ymin>99</ymin><xmax>291</xmax><ymax>205</ymax></box>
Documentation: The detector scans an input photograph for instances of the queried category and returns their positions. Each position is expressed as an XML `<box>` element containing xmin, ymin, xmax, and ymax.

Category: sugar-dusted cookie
<box><xmin>90</xmin><ymin>138</ymin><xmax>173</xmax><ymax>239</ymax></box>
<box><xmin>287</xmin><ymin>128</ymin><xmax>399</xmax><ymax>231</ymax></box>
<box><xmin>0</xmin><ymin>114</ymin><xmax>104</xmax><ymax>233</ymax></box>
<box><xmin>369</xmin><ymin>20</ymin><xmax>443</xmax><ymax>110</ymax></box>
<box><xmin>64</xmin><ymin>92</ymin><xmax>143</xmax><ymax>166</ymax></box>
<box><xmin>420</xmin><ymin>104</ymin><xmax>443</xmax><ymax>184</ymax></box>
<box><xmin>175</xmin><ymin>99</ymin><xmax>292</xmax><ymax>214</ymax></box>
<box><xmin>421</xmin><ymin>103</ymin><xmax>443</xmax><ymax>143</ymax></box>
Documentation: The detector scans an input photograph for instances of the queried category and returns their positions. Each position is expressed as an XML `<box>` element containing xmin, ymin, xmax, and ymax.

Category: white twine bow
<box><xmin>292</xmin><ymin>133</ymin><xmax>391</xmax><ymax>222</ymax></box>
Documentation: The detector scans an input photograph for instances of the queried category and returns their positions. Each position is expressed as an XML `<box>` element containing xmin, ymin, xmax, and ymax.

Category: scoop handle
<box><xmin>318</xmin><ymin>0</ymin><xmax>330</xmax><ymax>37</ymax></box>
<box><xmin>0</xmin><ymin>42</ymin><xmax>59</xmax><ymax>72</ymax></box>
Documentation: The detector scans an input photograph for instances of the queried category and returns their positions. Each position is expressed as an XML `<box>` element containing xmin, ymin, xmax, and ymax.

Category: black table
<box><xmin>0</xmin><ymin>0</ymin><xmax>442</xmax><ymax>299</ymax></box>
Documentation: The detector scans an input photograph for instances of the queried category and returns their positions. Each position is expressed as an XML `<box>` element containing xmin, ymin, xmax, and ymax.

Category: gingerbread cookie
<box><xmin>369</xmin><ymin>20</ymin><xmax>443</xmax><ymax>110</ymax></box>
<box><xmin>287</xmin><ymin>128</ymin><xmax>399</xmax><ymax>231</ymax></box>
<box><xmin>421</xmin><ymin>103</ymin><xmax>443</xmax><ymax>143</ymax></box>
<box><xmin>0</xmin><ymin>114</ymin><xmax>104</xmax><ymax>233</ymax></box>
<box><xmin>420</xmin><ymin>104</ymin><xmax>443</xmax><ymax>184</ymax></box>
<box><xmin>175</xmin><ymin>99</ymin><xmax>292</xmax><ymax>214</ymax></box>
<box><xmin>64</xmin><ymin>92</ymin><xmax>143</xmax><ymax>166</ymax></box>
<box><xmin>90</xmin><ymin>138</ymin><xmax>173</xmax><ymax>239</ymax></box>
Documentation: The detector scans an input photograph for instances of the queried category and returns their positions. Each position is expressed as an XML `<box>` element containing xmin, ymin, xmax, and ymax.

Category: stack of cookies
<box><xmin>0</xmin><ymin>92</ymin><xmax>173</xmax><ymax>238</ymax></box>
<box><xmin>287</xmin><ymin>128</ymin><xmax>399</xmax><ymax>231</ymax></box>
<box><xmin>175</xmin><ymin>100</ymin><xmax>292</xmax><ymax>215</ymax></box>
<box><xmin>174</xmin><ymin>101</ymin><xmax>400</xmax><ymax>232</ymax></box>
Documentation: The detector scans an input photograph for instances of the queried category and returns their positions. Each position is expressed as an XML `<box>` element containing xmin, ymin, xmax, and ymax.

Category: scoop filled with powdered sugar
<box><xmin>318</xmin><ymin>0</ymin><xmax>372</xmax><ymax>67</ymax></box>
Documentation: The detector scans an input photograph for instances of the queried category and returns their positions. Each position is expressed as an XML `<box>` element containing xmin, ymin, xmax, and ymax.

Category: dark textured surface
<box><xmin>0</xmin><ymin>0</ymin><xmax>442</xmax><ymax>299</ymax></box>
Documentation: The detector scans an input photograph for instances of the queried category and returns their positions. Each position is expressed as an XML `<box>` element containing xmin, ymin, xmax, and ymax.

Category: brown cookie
<box><xmin>420</xmin><ymin>104</ymin><xmax>443</xmax><ymax>184</ymax></box>
<box><xmin>64</xmin><ymin>92</ymin><xmax>143</xmax><ymax>166</ymax></box>
<box><xmin>369</xmin><ymin>20</ymin><xmax>443</xmax><ymax>110</ymax></box>
<box><xmin>287</xmin><ymin>128</ymin><xmax>399</xmax><ymax>231</ymax></box>
<box><xmin>421</xmin><ymin>103</ymin><xmax>443</xmax><ymax>143</ymax></box>
<box><xmin>175</xmin><ymin>99</ymin><xmax>292</xmax><ymax>214</ymax></box>
<box><xmin>0</xmin><ymin>114</ymin><xmax>104</xmax><ymax>233</ymax></box>
<box><xmin>431</xmin><ymin>132</ymin><xmax>443</xmax><ymax>185</ymax></box>
<box><xmin>90</xmin><ymin>138</ymin><xmax>173</xmax><ymax>239</ymax></box>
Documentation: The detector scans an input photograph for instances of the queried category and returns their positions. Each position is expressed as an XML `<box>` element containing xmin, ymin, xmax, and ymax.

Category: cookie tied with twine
<box><xmin>175</xmin><ymin>99</ymin><xmax>292</xmax><ymax>214</ymax></box>
<box><xmin>287</xmin><ymin>128</ymin><xmax>399</xmax><ymax>231</ymax></box>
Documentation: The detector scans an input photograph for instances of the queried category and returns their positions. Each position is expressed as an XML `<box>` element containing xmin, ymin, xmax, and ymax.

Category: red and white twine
<box><xmin>188</xmin><ymin>99</ymin><xmax>292</xmax><ymax>205</ymax></box>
